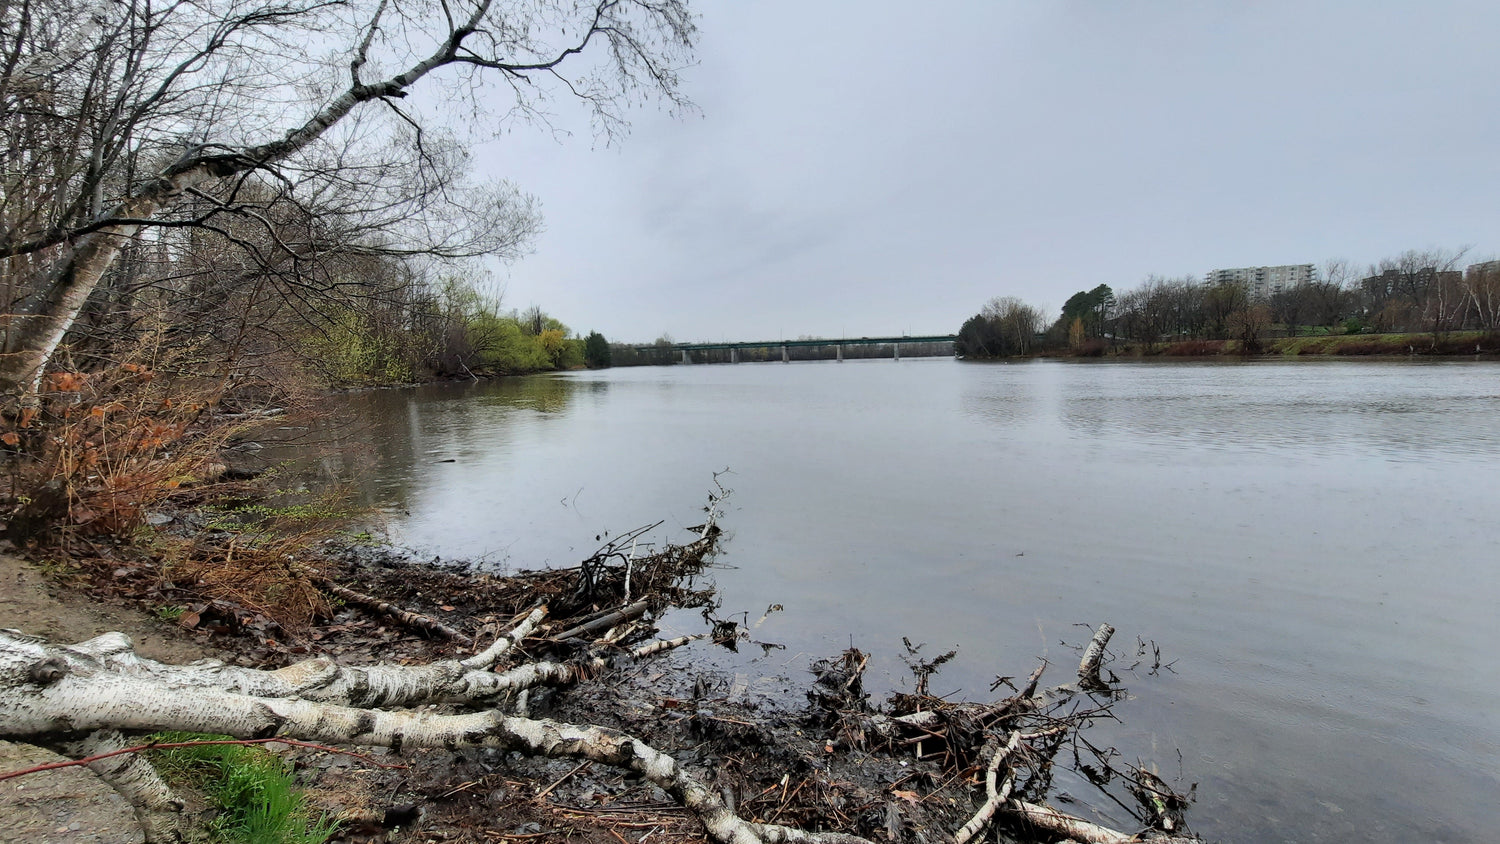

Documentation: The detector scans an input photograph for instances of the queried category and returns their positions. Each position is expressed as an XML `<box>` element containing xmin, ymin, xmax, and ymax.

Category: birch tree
<box><xmin>0</xmin><ymin>0</ymin><xmax>694</xmax><ymax>397</ymax></box>
<box><xmin>1463</xmin><ymin>260</ymin><xmax>1500</xmax><ymax>331</ymax></box>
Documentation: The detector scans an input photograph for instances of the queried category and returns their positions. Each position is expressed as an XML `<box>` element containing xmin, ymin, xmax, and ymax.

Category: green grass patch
<box><xmin>148</xmin><ymin>733</ymin><xmax>338</xmax><ymax>844</ymax></box>
<box><xmin>1268</xmin><ymin>330</ymin><xmax>1494</xmax><ymax>356</ymax></box>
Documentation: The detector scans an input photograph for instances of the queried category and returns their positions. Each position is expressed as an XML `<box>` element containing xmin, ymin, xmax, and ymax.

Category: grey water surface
<box><xmin>301</xmin><ymin>358</ymin><xmax>1500</xmax><ymax>843</ymax></box>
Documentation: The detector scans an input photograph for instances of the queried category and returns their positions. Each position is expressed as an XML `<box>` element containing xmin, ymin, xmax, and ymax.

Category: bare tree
<box><xmin>1115</xmin><ymin>277</ymin><xmax>1171</xmax><ymax>350</ymax></box>
<box><xmin>1359</xmin><ymin>248</ymin><xmax>1469</xmax><ymax>334</ymax></box>
<box><xmin>982</xmin><ymin>296</ymin><xmax>1044</xmax><ymax>355</ymax></box>
<box><xmin>1228</xmin><ymin>303</ymin><xmax>1272</xmax><ymax>353</ymax></box>
<box><xmin>1269</xmin><ymin>286</ymin><xmax>1305</xmax><ymax>339</ymax></box>
<box><xmin>1305</xmin><ymin>259</ymin><xmax>1354</xmax><ymax>332</ymax></box>
<box><xmin>1463</xmin><ymin>260</ymin><xmax>1500</xmax><ymax>331</ymax></box>
<box><xmin>0</xmin><ymin>0</ymin><xmax>695</xmax><ymax>397</ymax></box>
<box><xmin>1158</xmin><ymin>276</ymin><xmax>1205</xmax><ymax>340</ymax></box>
<box><xmin>1202</xmin><ymin>280</ymin><xmax>1246</xmax><ymax>340</ymax></box>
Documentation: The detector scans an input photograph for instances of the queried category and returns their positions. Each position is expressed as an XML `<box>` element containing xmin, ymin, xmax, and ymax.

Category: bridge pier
<box><xmin>893</xmin><ymin>342</ymin><xmax>900</xmax><ymax>361</ymax></box>
<box><xmin>681</xmin><ymin>349</ymin><xmax>690</xmax><ymax>365</ymax></box>
<box><xmin>730</xmin><ymin>347</ymin><xmax>738</xmax><ymax>363</ymax></box>
<box><xmin>781</xmin><ymin>345</ymin><xmax>789</xmax><ymax>363</ymax></box>
<box><xmin>836</xmin><ymin>344</ymin><xmax>843</xmax><ymax>362</ymax></box>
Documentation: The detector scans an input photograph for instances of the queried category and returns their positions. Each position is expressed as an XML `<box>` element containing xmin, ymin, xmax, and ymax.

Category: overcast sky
<box><xmin>471</xmin><ymin>1</ymin><xmax>1500</xmax><ymax>343</ymax></box>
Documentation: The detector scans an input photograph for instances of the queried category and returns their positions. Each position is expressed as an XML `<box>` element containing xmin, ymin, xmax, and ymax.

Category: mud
<box><xmin>0</xmin><ymin>534</ymin><xmax>1193</xmax><ymax>844</ymax></box>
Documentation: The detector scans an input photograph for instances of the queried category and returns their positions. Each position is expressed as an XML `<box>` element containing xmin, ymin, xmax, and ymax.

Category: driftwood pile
<box><xmin>808</xmin><ymin>625</ymin><xmax>1197</xmax><ymax>844</ymax></box>
<box><xmin>0</xmin><ymin>484</ymin><xmax>1200</xmax><ymax>844</ymax></box>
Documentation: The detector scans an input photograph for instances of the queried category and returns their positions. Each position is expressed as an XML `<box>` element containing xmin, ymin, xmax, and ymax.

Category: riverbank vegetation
<box><xmin>958</xmin><ymin>251</ymin><xmax>1500</xmax><ymax>359</ymax></box>
<box><xmin>0</xmin><ymin>0</ymin><xmax>661</xmax><ymax>547</ymax></box>
<box><xmin>0</xmin><ymin>0</ymin><xmax>688</xmax><ymax>403</ymax></box>
<box><xmin>147</xmin><ymin>733</ymin><xmax>338</xmax><ymax>844</ymax></box>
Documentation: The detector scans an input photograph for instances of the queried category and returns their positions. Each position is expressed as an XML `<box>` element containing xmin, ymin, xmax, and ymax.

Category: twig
<box><xmin>315</xmin><ymin>575</ymin><xmax>467</xmax><ymax>641</ymax></box>
<box><xmin>535</xmin><ymin>760</ymin><xmax>592</xmax><ymax>802</ymax></box>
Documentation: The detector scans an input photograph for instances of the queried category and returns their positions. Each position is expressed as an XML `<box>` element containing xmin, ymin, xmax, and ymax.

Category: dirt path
<box><xmin>0</xmin><ymin>554</ymin><xmax>220</xmax><ymax>843</ymax></box>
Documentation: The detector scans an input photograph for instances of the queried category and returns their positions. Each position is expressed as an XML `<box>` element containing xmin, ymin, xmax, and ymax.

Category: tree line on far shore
<box><xmin>958</xmin><ymin>250</ymin><xmax>1500</xmax><ymax>358</ymax></box>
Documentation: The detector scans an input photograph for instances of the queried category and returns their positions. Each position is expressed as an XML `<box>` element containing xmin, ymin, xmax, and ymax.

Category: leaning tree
<box><xmin>0</xmin><ymin>0</ymin><xmax>696</xmax><ymax>396</ymax></box>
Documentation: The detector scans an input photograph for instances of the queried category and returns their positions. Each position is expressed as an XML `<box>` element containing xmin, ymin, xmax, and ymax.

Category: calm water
<box><xmin>299</xmin><ymin>359</ymin><xmax>1500</xmax><ymax>843</ymax></box>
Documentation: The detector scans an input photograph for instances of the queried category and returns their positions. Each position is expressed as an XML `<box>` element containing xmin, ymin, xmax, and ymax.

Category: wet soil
<box><xmin>1</xmin><ymin>539</ymin><xmax>1179</xmax><ymax>844</ymax></box>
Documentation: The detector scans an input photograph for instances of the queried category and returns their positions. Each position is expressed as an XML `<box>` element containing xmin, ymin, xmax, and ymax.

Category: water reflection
<box><xmin>287</xmin><ymin>359</ymin><xmax>1500</xmax><ymax>844</ymax></box>
<box><xmin>957</xmin><ymin>363</ymin><xmax>1041</xmax><ymax>426</ymax></box>
<box><xmin>267</xmin><ymin>376</ymin><xmax>587</xmax><ymax>515</ymax></box>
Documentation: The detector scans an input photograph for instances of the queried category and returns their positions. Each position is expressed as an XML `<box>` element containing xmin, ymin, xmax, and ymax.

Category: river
<box><xmin>294</xmin><ymin>358</ymin><xmax>1500</xmax><ymax>843</ymax></box>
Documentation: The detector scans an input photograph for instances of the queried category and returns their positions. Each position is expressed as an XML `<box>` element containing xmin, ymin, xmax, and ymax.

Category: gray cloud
<box><xmin>476</xmin><ymin>0</ymin><xmax>1500</xmax><ymax>342</ymax></box>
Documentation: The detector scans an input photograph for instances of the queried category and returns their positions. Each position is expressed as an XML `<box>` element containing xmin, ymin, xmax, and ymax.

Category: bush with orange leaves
<box><xmin>1</xmin><ymin>361</ymin><xmax>247</xmax><ymax>544</ymax></box>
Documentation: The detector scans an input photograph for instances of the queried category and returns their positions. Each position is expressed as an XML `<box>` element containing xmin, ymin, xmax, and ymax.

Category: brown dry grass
<box><xmin>159</xmin><ymin>531</ymin><xmax>334</xmax><ymax>633</ymax></box>
<box><xmin>1160</xmin><ymin>339</ymin><xmax>1227</xmax><ymax>356</ymax></box>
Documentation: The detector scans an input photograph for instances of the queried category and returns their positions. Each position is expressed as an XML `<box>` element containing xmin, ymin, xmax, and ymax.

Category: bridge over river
<box><xmin>633</xmin><ymin>335</ymin><xmax>958</xmax><ymax>364</ymax></box>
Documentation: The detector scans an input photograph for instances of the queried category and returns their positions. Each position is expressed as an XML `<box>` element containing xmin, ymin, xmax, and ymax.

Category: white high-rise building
<box><xmin>1204</xmin><ymin>264</ymin><xmax>1315</xmax><ymax>300</ymax></box>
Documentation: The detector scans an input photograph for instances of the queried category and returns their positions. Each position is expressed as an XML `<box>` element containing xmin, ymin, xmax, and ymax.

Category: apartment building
<box><xmin>1203</xmin><ymin>264</ymin><xmax>1315</xmax><ymax>300</ymax></box>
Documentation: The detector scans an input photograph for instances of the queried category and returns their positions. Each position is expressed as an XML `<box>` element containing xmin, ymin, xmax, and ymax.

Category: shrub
<box><xmin>301</xmin><ymin>308</ymin><xmax>415</xmax><ymax>385</ymax></box>
<box><xmin>1161</xmin><ymin>340</ymin><xmax>1225</xmax><ymax>356</ymax></box>
<box><xmin>1</xmin><ymin>352</ymin><xmax>246</xmax><ymax>543</ymax></box>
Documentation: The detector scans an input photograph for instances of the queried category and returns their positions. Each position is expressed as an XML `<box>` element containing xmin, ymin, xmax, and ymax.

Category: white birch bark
<box><xmin>50</xmin><ymin>729</ymin><xmax>186</xmax><ymax>843</ymax></box>
<box><xmin>2</xmin><ymin>0</ymin><xmax>693</xmax><ymax>393</ymax></box>
<box><xmin>1078</xmin><ymin>622</ymin><xmax>1115</xmax><ymax>690</ymax></box>
<box><xmin>1</xmin><ymin>624</ymin><xmax>1155</xmax><ymax>844</ymax></box>
<box><xmin>0</xmin><ymin>629</ymin><xmax>867</xmax><ymax>844</ymax></box>
<box><xmin>99</xmin><ymin>612</ymin><xmax>550</xmax><ymax>702</ymax></box>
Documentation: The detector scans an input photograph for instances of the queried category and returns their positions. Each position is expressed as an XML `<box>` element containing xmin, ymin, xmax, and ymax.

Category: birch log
<box><xmin>0</xmin><ymin>629</ymin><xmax>865</xmax><ymax>844</ymax></box>
<box><xmin>0</xmin><ymin>625</ymin><xmax>1161</xmax><ymax>844</ymax></box>
<box><xmin>1078</xmin><ymin>623</ymin><xmax>1116</xmax><ymax>690</ymax></box>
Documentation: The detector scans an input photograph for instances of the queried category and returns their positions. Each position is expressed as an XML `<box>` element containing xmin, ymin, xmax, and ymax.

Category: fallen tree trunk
<box><xmin>0</xmin><ymin>625</ymin><xmax>1187</xmax><ymax>844</ymax></box>
<box><xmin>0</xmin><ymin>628</ymin><xmax>864</xmax><ymax>844</ymax></box>
<box><xmin>50</xmin><ymin>607</ymin><xmax>548</xmax><ymax>709</ymax></box>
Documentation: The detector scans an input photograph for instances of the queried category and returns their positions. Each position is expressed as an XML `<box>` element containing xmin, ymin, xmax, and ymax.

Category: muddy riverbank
<box><xmin>0</xmin><ymin>521</ymin><xmax>1192</xmax><ymax>844</ymax></box>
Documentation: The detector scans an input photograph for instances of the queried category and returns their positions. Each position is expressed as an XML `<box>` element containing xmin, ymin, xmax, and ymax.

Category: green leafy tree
<box><xmin>956</xmin><ymin>314</ymin><xmax>994</xmax><ymax>357</ymax></box>
<box><xmin>1060</xmin><ymin>285</ymin><xmax>1115</xmax><ymax>340</ymax></box>
<box><xmin>584</xmin><ymin>331</ymin><xmax>612</xmax><ymax>368</ymax></box>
